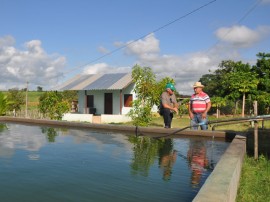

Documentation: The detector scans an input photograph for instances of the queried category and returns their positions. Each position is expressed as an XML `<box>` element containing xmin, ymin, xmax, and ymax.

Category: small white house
<box><xmin>56</xmin><ymin>73</ymin><xmax>135</xmax><ymax>123</ymax></box>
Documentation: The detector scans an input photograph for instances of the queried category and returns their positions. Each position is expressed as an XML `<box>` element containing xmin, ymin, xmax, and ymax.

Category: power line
<box><xmin>60</xmin><ymin>0</ymin><xmax>218</xmax><ymax>77</ymax></box>
<box><xmin>207</xmin><ymin>0</ymin><xmax>263</xmax><ymax>53</ymax></box>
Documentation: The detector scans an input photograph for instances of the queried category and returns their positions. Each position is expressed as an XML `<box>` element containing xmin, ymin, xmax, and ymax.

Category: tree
<box><xmin>128</xmin><ymin>65</ymin><xmax>157</xmax><ymax>126</ymax></box>
<box><xmin>38</xmin><ymin>91</ymin><xmax>69</xmax><ymax>120</ymax></box>
<box><xmin>62</xmin><ymin>90</ymin><xmax>78</xmax><ymax>110</ymax></box>
<box><xmin>224</xmin><ymin>70</ymin><xmax>258</xmax><ymax>117</ymax></box>
<box><xmin>211</xmin><ymin>96</ymin><xmax>227</xmax><ymax>118</ymax></box>
<box><xmin>155</xmin><ymin>77</ymin><xmax>176</xmax><ymax>105</ymax></box>
<box><xmin>0</xmin><ymin>92</ymin><xmax>8</xmax><ymax>115</ymax></box>
<box><xmin>37</xmin><ymin>86</ymin><xmax>43</xmax><ymax>92</ymax></box>
<box><xmin>6</xmin><ymin>88</ymin><xmax>25</xmax><ymax>116</ymax></box>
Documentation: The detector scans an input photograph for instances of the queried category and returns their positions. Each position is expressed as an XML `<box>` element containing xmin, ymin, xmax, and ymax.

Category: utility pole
<box><xmin>253</xmin><ymin>101</ymin><xmax>258</xmax><ymax>160</ymax></box>
<box><xmin>25</xmin><ymin>81</ymin><xmax>29</xmax><ymax>118</ymax></box>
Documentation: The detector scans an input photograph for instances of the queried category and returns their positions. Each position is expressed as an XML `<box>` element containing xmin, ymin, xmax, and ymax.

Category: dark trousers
<box><xmin>162</xmin><ymin>108</ymin><xmax>173</xmax><ymax>128</ymax></box>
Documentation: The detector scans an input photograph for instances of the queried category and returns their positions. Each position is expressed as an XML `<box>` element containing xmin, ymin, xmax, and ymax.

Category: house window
<box><xmin>124</xmin><ymin>94</ymin><xmax>133</xmax><ymax>107</ymax></box>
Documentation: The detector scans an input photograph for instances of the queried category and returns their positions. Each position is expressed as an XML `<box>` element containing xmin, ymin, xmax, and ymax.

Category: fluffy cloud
<box><xmin>215</xmin><ymin>25</ymin><xmax>270</xmax><ymax>48</ymax></box>
<box><xmin>80</xmin><ymin>29</ymin><xmax>266</xmax><ymax>94</ymax></box>
<box><xmin>83</xmin><ymin>63</ymin><xmax>130</xmax><ymax>74</ymax></box>
<box><xmin>124</xmin><ymin>33</ymin><xmax>160</xmax><ymax>57</ymax></box>
<box><xmin>121</xmin><ymin>34</ymin><xmax>236</xmax><ymax>94</ymax></box>
<box><xmin>1</xmin><ymin>23</ymin><xmax>269</xmax><ymax>94</ymax></box>
<box><xmin>0</xmin><ymin>35</ymin><xmax>66</xmax><ymax>90</ymax></box>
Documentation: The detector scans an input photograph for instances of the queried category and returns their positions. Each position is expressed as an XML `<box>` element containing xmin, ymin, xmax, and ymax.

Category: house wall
<box><xmin>77</xmin><ymin>83</ymin><xmax>136</xmax><ymax>115</ymax></box>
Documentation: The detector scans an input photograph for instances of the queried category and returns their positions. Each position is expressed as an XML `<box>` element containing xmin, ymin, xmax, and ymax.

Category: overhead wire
<box><xmin>51</xmin><ymin>0</ymin><xmax>263</xmax><ymax>89</ymax></box>
<box><xmin>207</xmin><ymin>0</ymin><xmax>263</xmax><ymax>53</ymax></box>
<box><xmin>55</xmin><ymin>0</ymin><xmax>218</xmax><ymax>79</ymax></box>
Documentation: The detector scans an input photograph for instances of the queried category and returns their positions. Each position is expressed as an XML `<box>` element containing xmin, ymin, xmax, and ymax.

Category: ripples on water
<box><xmin>0</xmin><ymin>123</ymin><xmax>230</xmax><ymax>202</ymax></box>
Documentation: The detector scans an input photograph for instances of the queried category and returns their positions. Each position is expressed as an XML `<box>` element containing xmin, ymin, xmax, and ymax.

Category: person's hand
<box><xmin>202</xmin><ymin>111</ymin><xmax>207</xmax><ymax>119</ymax></box>
<box><xmin>189</xmin><ymin>112</ymin><xmax>194</xmax><ymax>119</ymax></box>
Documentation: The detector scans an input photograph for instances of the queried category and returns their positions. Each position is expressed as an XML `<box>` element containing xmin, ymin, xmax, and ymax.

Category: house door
<box><xmin>87</xmin><ymin>95</ymin><xmax>94</xmax><ymax>108</ymax></box>
<box><xmin>104</xmin><ymin>93</ymin><xmax>113</xmax><ymax>114</ymax></box>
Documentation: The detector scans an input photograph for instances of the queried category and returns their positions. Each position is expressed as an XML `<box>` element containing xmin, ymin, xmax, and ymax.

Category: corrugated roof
<box><xmin>56</xmin><ymin>73</ymin><xmax>133</xmax><ymax>91</ymax></box>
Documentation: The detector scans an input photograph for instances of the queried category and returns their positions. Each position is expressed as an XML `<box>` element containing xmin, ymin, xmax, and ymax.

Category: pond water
<box><xmin>0</xmin><ymin>123</ymin><xmax>230</xmax><ymax>202</ymax></box>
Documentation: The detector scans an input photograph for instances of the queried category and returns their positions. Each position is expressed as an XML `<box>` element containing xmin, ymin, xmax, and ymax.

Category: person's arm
<box><xmin>162</xmin><ymin>103</ymin><xmax>178</xmax><ymax>113</ymax></box>
<box><xmin>188</xmin><ymin>101</ymin><xmax>194</xmax><ymax>119</ymax></box>
<box><xmin>202</xmin><ymin>102</ymin><xmax>211</xmax><ymax>119</ymax></box>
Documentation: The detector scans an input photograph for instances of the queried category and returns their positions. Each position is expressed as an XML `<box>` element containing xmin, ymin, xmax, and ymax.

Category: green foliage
<box><xmin>6</xmin><ymin>88</ymin><xmax>25</xmax><ymax>114</ymax></box>
<box><xmin>0</xmin><ymin>92</ymin><xmax>8</xmax><ymax>115</ymax></box>
<box><xmin>155</xmin><ymin>77</ymin><xmax>176</xmax><ymax>105</ymax></box>
<box><xmin>256</xmin><ymin>92</ymin><xmax>270</xmax><ymax>114</ymax></box>
<box><xmin>178</xmin><ymin>98</ymin><xmax>189</xmax><ymax>117</ymax></box>
<box><xmin>131</xmin><ymin>64</ymin><xmax>157</xmax><ymax>105</ymax></box>
<box><xmin>0</xmin><ymin>123</ymin><xmax>8</xmax><ymax>132</ymax></box>
<box><xmin>128</xmin><ymin>136</ymin><xmax>175</xmax><ymax>179</ymax></box>
<box><xmin>201</xmin><ymin>54</ymin><xmax>270</xmax><ymax>116</ymax></box>
<box><xmin>61</xmin><ymin>90</ymin><xmax>78</xmax><ymax>109</ymax></box>
<box><xmin>38</xmin><ymin>91</ymin><xmax>69</xmax><ymax>120</ymax></box>
<box><xmin>128</xmin><ymin>65</ymin><xmax>157</xmax><ymax>126</ymax></box>
<box><xmin>128</xmin><ymin>99</ymin><xmax>153</xmax><ymax>127</ymax></box>
<box><xmin>211</xmin><ymin>96</ymin><xmax>227</xmax><ymax>108</ymax></box>
<box><xmin>224</xmin><ymin>71</ymin><xmax>258</xmax><ymax>94</ymax></box>
<box><xmin>37</xmin><ymin>86</ymin><xmax>43</xmax><ymax>92</ymax></box>
<box><xmin>129</xmin><ymin>65</ymin><xmax>177</xmax><ymax>126</ymax></box>
<box><xmin>41</xmin><ymin>127</ymin><xmax>58</xmax><ymax>142</ymax></box>
<box><xmin>129</xmin><ymin>136</ymin><xmax>160</xmax><ymax>177</ymax></box>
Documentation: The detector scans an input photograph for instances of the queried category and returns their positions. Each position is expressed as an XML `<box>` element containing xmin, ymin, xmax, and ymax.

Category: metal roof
<box><xmin>56</xmin><ymin>73</ymin><xmax>133</xmax><ymax>91</ymax></box>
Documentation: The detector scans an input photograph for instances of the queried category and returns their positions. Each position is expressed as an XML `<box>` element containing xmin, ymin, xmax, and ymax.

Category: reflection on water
<box><xmin>158</xmin><ymin>139</ymin><xmax>177</xmax><ymax>181</ymax></box>
<box><xmin>0</xmin><ymin>123</ymin><xmax>230</xmax><ymax>202</ymax></box>
<box><xmin>187</xmin><ymin>140</ymin><xmax>209</xmax><ymax>187</ymax></box>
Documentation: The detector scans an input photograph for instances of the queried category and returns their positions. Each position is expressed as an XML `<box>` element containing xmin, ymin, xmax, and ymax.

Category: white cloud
<box><xmin>121</xmin><ymin>34</ymin><xmax>223</xmax><ymax>94</ymax></box>
<box><xmin>124</xmin><ymin>33</ymin><xmax>160</xmax><ymax>57</ymax></box>
<box><xmin>83</xmin><ymin>63</ymin><xmax>130</xmax><ymax>74</ymax></box>
<box><xmin>1</xmin><ymin>23</ymin><xmax>268</xmax><ymax>95</ymax></box>
<box><xmin>0</xmin><ymin>36</ymin><xmax>66</xmax><ymax>90</ymax></box>
<box><xmin>215</xmin><ymin>25</ymin><xmax>270</xmax><ymax>48</ymax></box>
<box><xmin>69</xmin><ymin>26</ymin><xmax>268</xmax><ymax>95</ymax></box>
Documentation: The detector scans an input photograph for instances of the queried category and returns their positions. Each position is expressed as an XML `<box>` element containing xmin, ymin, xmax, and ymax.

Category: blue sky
<box><xmin>0</xmin><ymin>0</ymin><xmax>270</xmax><ymax>94</ymax></box>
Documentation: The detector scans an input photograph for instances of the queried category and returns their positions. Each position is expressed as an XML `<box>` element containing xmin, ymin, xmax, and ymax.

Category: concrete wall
<box><xmin>62</xmin><ymin>113</ymin><xmax>93</xmax><ymax>123</ymax></box>
<box><xmin>101</xmin><ymin>114</ymin><xmax>132</xmax><ymax>123</ymax></box>
<box><xmin>62</xmin><ymin>113</ymin><xmax>131</xmax><ymax>123</ymax></box>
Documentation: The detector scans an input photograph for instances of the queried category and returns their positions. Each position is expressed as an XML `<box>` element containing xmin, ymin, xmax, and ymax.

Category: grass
<box><xmin>124</xmin><ymin>114</ymin><xmax>260</xmax><ymax>132</ymax></box>
<box><xmin>236</xmin><ymin>155</ymin><xmax>270</xmax><ymax>202</ymax></box>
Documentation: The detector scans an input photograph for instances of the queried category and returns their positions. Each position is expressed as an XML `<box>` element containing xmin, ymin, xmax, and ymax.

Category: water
<box><xmin>0</xmin><ymin>123</ymin><xmax>230</xmax><ymax>202</ymax></box>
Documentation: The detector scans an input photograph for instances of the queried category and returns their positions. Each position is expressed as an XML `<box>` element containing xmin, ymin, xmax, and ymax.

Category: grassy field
<box><xmin>236</xmin><ymin>155</ymin><xmax>270</xmax><ymax>202</ymax></box>
<box><xmin>26</xmin><ymin>91</ymin><xmax>45</xmax><ymax>109</ymax></box>
<box><xmin>2</xmin><ymin>91</ymin><xmax>45</xmax><ymax>110</ymax></box>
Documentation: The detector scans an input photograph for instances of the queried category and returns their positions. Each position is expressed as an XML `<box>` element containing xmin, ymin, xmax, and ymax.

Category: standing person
<box><xmin>160</xmin><ymin>83</ymin><xmax>178</xmax><ymax>128</ymax></box>
<box><xmin>188</xmin><ymin>82</ymin><xmax>211</xmax><ymax>130</ymax></box>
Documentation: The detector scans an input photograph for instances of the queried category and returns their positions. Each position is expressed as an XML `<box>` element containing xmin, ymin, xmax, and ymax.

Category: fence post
<box><xmin>253</xmin><ymin>101</ymin><xmax>258</xmax><ymax>160</ymax></box>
